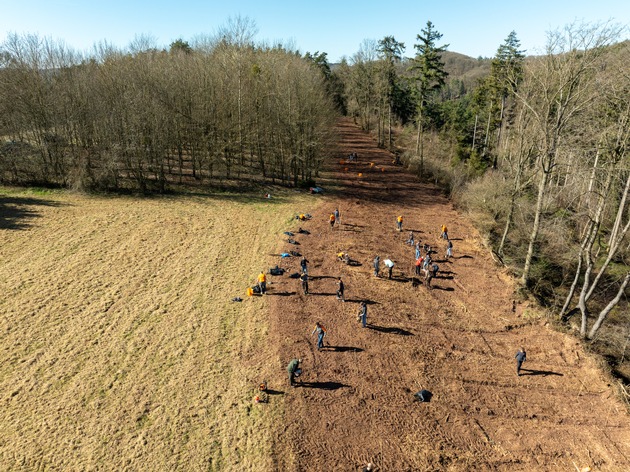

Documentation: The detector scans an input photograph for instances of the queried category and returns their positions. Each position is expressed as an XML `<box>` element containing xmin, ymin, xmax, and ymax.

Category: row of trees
<box><xmin>0</xmin><ymin>26</ymin><xmax>336</xmax><ymax>191</ymax></box>
<box><xmin>334</xmin><ymin>21</ymin><xmax>629</xmax><ymax>341</ymax></box>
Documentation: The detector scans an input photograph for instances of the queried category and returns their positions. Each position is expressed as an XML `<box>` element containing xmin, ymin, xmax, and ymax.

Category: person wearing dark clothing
<box><xmin>358</xmin><ymin>301</ymin><xmax>367</xmax><ymax>328</ymax></box>
<box><xmin>431</xmin><ymin>263</ymin><xmax>439</xmax><ymax>278</ymax></box>
<box><xmin>336</xmin><ymin>277</ymin><xmax>345</xmax><ymax>301</ymax></box>
<box><xmin>300</xmin><ymin>256</ymin><xmax>309</xmax><ymax>275</ymax></box>
<box><xmin>334</xmin><ymin>208</ymin><xmax>340</xmax><ymax>226</ymax></box>
<box><xmin>446</xmin><ymin>239</ymin><xmax>453</xmax><ymax>259</ymax></box>
<box><xmin>373</xmin><ymin>255</ymin><xmax>380</xmax><ymax>277</ymax></box>
<box><xmin>300</xmin><ymin>273</ymin><xmax>309</xmax><ymax>295</ymax></box>
<box><xmin>287</xmin><ymin>358</ymin><xmax>302</xmax><ymax>386</ymax></box>
<box><xmin>515</xmin><ymin>348</ymin><xmax>527</xmax><ymax>376</ymax></box>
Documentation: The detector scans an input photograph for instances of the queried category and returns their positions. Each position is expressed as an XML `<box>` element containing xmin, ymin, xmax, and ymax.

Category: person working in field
<box><xmin>287</xmin><ymin>358</ymin><xmax>302</xmax><ymax>387</ymax></box>
<box><xmin>396</xmin><ymin>215</ymin><xmax>403</xmax><ymax>232</ymax></box>
<box><xmin>257</xmin><ymin>271</ymin><xmax>267</xmax><ymax>295</ymax></box>
<box><xmin>373</xmin><ymin>255</ymin><xmax>380</xmax><ymax>277</ymax></box>
<box><xmin>300</xmin><ymin>272</ymin><xmax>309</xmax><ymax>295</ymax></box>
<box><xmin>329</xmin><ymin>212</ymin><xmax>336</xmax><ymax>229</ymax></box>
<box><xmin>311</xmin><ymin>322</ymin><xmax>327</xmax><ymax>351</ymax></box>
<box><xmin>336</xmin><ymin>277</ymin><xmax>345</xmax><ymax>301</ymax></box>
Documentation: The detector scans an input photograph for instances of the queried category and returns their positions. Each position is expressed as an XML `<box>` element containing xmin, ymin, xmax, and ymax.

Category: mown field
<box><xmin>0</xmin><ymin>187</ymin><xmax>313</xmax><ymax>471</ymax></box>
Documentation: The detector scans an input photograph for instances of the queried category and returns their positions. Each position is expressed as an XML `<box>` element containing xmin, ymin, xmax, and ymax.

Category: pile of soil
<box><xmin>266</xmin><ymin>119</ymin><xmax>630</xmax><ymax>471</ymax></box>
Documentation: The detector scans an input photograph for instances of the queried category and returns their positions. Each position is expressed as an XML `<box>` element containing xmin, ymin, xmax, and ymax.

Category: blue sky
<box><xmin>2</xmin><ymin>1</ymin><xmax>629</xmax><ymax>60</ymax></box>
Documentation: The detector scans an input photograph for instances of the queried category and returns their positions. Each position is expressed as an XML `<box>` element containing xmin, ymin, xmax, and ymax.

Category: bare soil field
<box><xmin>1</xmin><ymin>118</ymin><xmax>630</xmax><ymax>472</ymax></box>
<box><xmin>267</xmin><ymin>119</ymin><xmax>630</xmax><ymax>471</ymax></box>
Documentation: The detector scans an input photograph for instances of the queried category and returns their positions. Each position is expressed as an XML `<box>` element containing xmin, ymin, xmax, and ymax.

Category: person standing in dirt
<box><xmin>384</xmin><ymin>258</ymin><xmax>394</xmax><ymax>279</ymax></box>
<box><xmin>257</xmin><ymin>271</ymin><xmax>267</xmax><ymax>295</ymax></box>
<box><xmin>441</xmin><ymin>224</ymin><xmax>449</xmax><ymax>240</ymax></box>
<box><xmin>415</xmin><ymin>242</ymin><xmax>421</xmax><ymax>260</ymax></box>
<box><xmin>406</xmin><ymin>231</ymin><xmax>415</xmax><ymax>245</ymax></box>
<box><xmin>415</xmin><ymin>256</ymin><xmax>423</xmax><ymax>276</ymax></box>
<box><xmin>300</xmin><ymin>272</ymin><xmax>309</xmax><ymax>295</ymax></box>
<box><xmin>287</xmin><ymin>358</ymin><xmax>302</xmax><ymax>386</ymax></box>
<box><xmin>373</xmin><ymin>255</ymin><xmax>380</xmax><ymax>277</ymax></box>
<box><xmin>425</xmin><ymin>268</ymin><xmax>433</xmax><ymax>289</ymax></box>
<box><xmin>300</xmin><ymin>256</ymin><xmax>309</xmax><ymax>275</ymax></box>
<box><xmin>311</xmin><ymin>322</ymin><xmax>327</xmax><ymax>350</ymax></box>
<box><xmin>515</xmin><ymin>347</ymin><xmax>527</xmax><ymax>376</ymax></box>
<box><xmin>431</xmin><ymin>262</ymin><xmax>439</xmax><ymax>278</ymax></box>
<box><xmin>358</xmin><ymin>301</ymin><xmax>368</xmax><ymax>328</ymax></box>
<box><xmin>396</xmin><ymin>215</ymin><xmax>403</xmax><ymax>232</ymax></box>
<box><xmin>336</xmin><ymin>277</ymin><xmax>345</xmax><ymax>301</ymax></box>
<box><xmin>329</xmin><ymin>213</ymin><xmax>336</xmax><ymax>229</ymax></box>
<box><xmin>334</xmin><ymin>208</ymin><xmax>341</xmax><ymax>226</ymax></box>
<box><xmin>446</xmin><ymin>239</ymin><xmax>453</xmax><ymax>259</ymax></box>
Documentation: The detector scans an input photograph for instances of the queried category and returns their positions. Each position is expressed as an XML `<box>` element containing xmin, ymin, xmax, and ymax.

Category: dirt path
<box><xmin>268</xmin><ymin>119</ymin><xmax>630</xmax><ymax>471</ymax></box>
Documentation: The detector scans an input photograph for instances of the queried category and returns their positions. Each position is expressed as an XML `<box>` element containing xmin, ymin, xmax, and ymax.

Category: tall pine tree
<box><xmin>409</xmin><ymin>21</ymin><xmax>449</xmax><ymax>173</ymax></box>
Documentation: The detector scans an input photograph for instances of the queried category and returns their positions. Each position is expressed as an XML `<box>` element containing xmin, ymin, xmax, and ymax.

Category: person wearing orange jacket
<box><xmin>329</xmin><ymin>212</ymin><xmax>336</xmax><ymax>229</ymax></box>
<box><xmin>396</xmin><ymin>215</ymin><xmax>403</xmax><ymax>232</ymax></box>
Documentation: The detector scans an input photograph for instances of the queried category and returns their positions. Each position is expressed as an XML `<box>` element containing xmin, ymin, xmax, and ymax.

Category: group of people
<box><xmin>329</xmin><ymin>208</ymin><xmax>341</xmax><ymax>229</ymax></box>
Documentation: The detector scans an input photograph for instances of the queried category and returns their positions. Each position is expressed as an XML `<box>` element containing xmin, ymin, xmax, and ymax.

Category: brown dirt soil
<box><xmin>268</xmin><ymin>118</ymin><xmax>630</xmax><ymax>471</ymax></box>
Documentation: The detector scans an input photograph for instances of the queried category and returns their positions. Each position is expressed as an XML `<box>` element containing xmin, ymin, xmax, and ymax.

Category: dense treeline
<box><xmin>0</xmin><ymin>31</ymin><xmax>336</xmax><ymax>192</ymax></box>
<box><xmin>336</xmin><ymin>21</ymin><xmax>629</xmax><ymax>348</ymax></box>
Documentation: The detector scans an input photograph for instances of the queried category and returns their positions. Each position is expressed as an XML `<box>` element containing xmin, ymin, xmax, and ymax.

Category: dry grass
<box><xmin>0</xmin><ymin>187</ymin><xmax>315</xmax><ymax>471</ymax></box>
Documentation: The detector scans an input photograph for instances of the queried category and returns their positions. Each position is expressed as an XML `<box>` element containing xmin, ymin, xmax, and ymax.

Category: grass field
<box><xmin>0</xmin><ymin>187</ymin><xmax>315</xmax><ymax>471</ymax></box>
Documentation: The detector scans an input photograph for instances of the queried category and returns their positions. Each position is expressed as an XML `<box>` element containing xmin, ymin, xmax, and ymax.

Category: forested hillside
<box><xmin>333</xmin><ymin>22</ymin><xmax>630</xmax><ymax>386</ymax></box>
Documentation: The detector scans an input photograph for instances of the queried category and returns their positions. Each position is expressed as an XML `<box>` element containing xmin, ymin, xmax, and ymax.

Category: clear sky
<box><xmin>2</xmin><ymin>0</ymin><xmax>629</xmax><ymax>61</ymax></box>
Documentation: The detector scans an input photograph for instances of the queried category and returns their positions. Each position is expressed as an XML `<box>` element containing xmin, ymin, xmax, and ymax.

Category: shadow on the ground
<box><xmin>308</xmin><ymin>292</ymin><xmax>337</xmax><ymax>297</ymax></box>
<box><xmin>298</xmin><ymin>381</ymin><xmax>348</xmax><ymax>390</ymax></box>
<box><xmin>432</xmin><ymin>286</ymin><xmax>454</xmax><ymax>292</ymax></box>
<box><xmin>323</xmin><ymin>346</ymin><xmax>364</xmax><ymax>353</ymax></box>
<box><xmin>368</xmin><ymin>325</ymin><xmax>413</xmax><ymax>336</ymax></box>
<box><xmin>268</xmin><ymin>291</ymin><xmax>297</xmax><ymax>296</ymax></box>
<box><xmin>345</xmin><ymin>299</ymin><xmax>379</xmax><ymax>305</ymax></box>
<box><xmin>266</xmin><ymin>389</ymin><xmax>285</xmax><ymax>395</ymax></box>
<box><xmin>0</xmin><ymin>195</ymin><xmax>66</xmax><ymax>230</ymax></box>
<box><xmin>520</xmin><ymin>368</ymin><xmax>564</xmax><ymax>377</ymax></box>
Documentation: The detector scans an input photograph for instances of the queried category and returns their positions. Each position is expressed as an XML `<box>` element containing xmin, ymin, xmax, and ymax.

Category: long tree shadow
<box><xmin>368</xmin><ymin>325</ymin><xmax>414</xmax><ymax>336</ymax></box>
<box><xmin>520</xmin><ymin>368</ymin><xmax>564</xmax><ymax>377</ymax></box>
<box><xmin>323</xmin><ymin>346</ymin><xmax>364</xmax><ymax>353</ymax></box>
<box><xmin>0</xmin><ymin>196</ymin><xmax>65</xmax><ymax>230</ymax></box>
<box><xmin>298</xmin><ymin>381</ymin><xmax>348</xmax><ymax>390</ymax></box>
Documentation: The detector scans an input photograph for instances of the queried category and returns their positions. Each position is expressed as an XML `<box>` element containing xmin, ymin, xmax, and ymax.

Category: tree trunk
<box><xmin>608</xmin><ymin>171</ymin><xmax>630</xmax><ymax>248</ymax></box>
<box><xmin>521</xmin><ymin>168</ymin><xmax>549</xmax><ymax>285</ymax></box>
<box><xmin>587</xmin><ymin>272</ymin><xmax>630</xmax><ymax>339</ymax></box>
<box><xmin>559</xmin><ymin>220</ymin><xmax>594</xmax><ymax>319</ymax></box>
